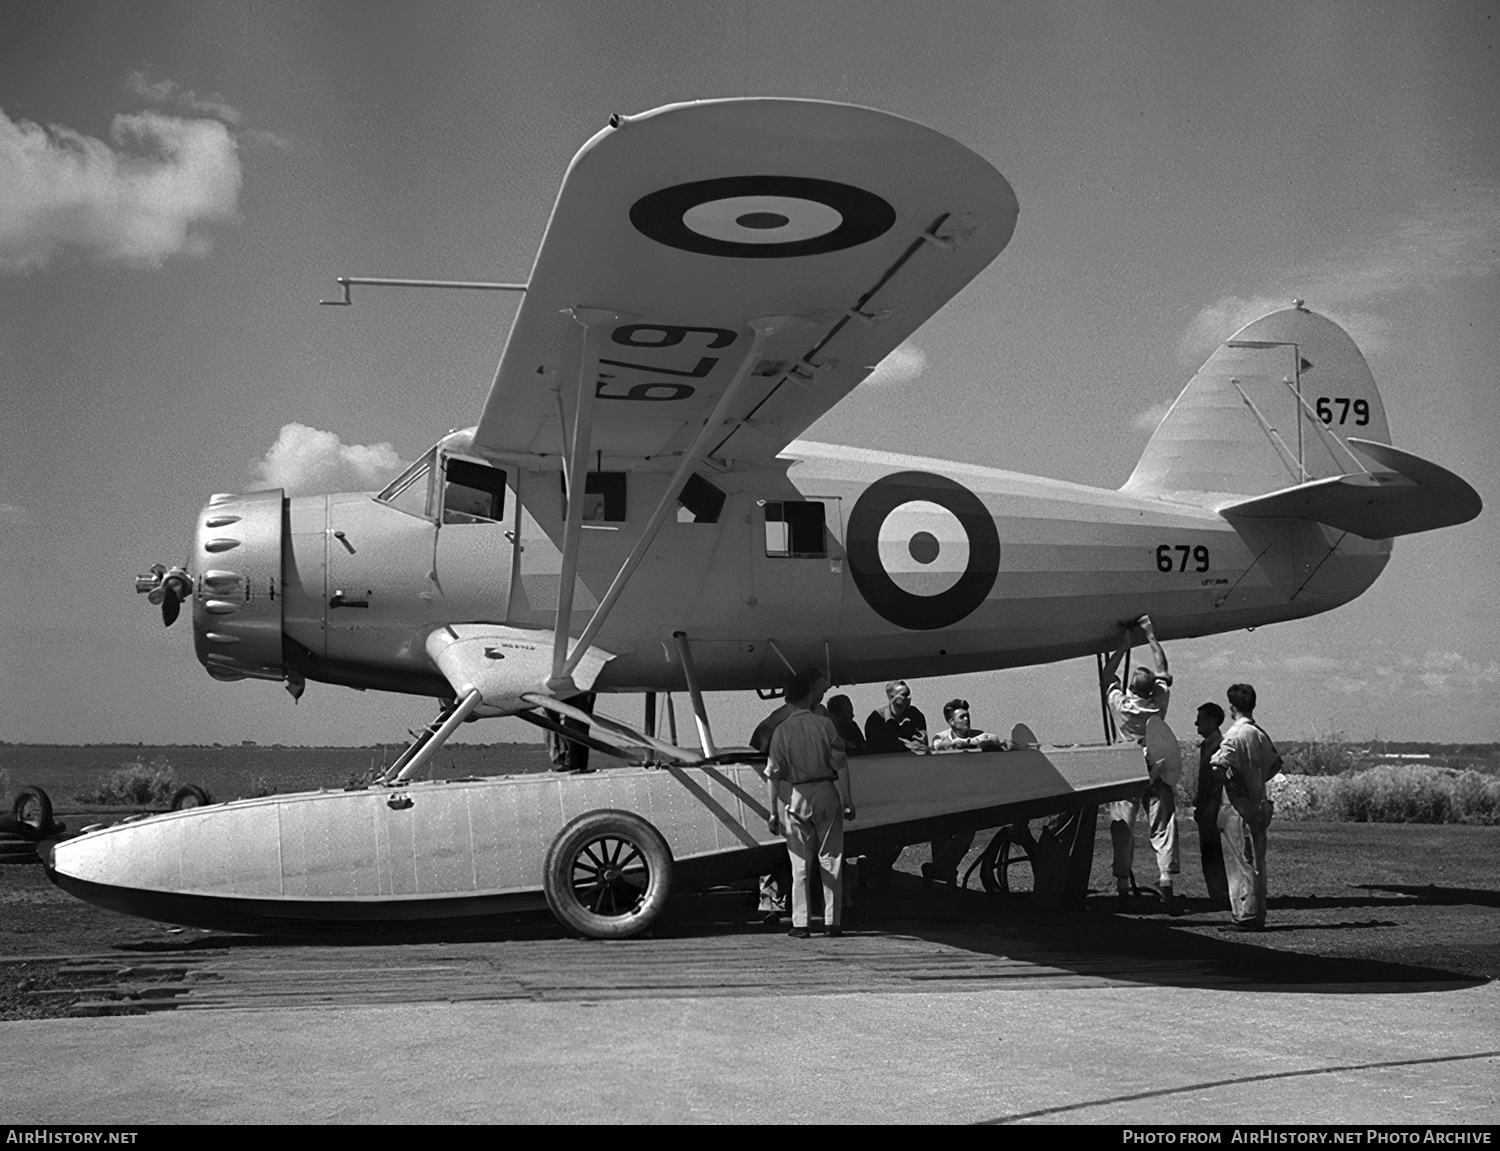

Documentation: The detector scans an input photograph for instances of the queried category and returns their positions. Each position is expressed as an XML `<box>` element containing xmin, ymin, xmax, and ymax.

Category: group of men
<box><xmin>753</xmin><ymin>671</ymin><xmax>1009</xmax><ymax>937</ymax></box>
<box><xmin>755</xmin><ymin>613</ymin><xmax>1280</xmax><ymax>939</ymax></box>
<box><xmin>1101</xmin><ymin>615</ymin><xmax>1279</xmax><ymax>931</ymax></box>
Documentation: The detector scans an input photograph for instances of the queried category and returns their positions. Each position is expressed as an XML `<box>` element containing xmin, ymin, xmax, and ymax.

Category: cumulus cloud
<box><xmin>1132</xmin><ymin>399</ymin><xmax>1172</xmax><ymax>435</ymax></box>
<box><xmin>1179</xmin><ymin>183</ymin><xmax>1500</xmax><ymax>366</ymax></box>
<box><xmin>862</xmin><ymin>341</ymin><xmax>927</xmax><ymax>387</ymax></box>
<box><xmin>125</xmin><ymin>73</ymin><xmax>289</xmax><ymax>151</ymax></box>
<box><xmin>0</xmin><ymin>106</ymin><xmax>242</xmax><ymax>271</ymax></box>
<box><xmin>126</xmin><ymin>71</ymin><xmax>243</xmax><ymax>126</ymax></box>
<box><xmin>250</xmin><ymin>424</ymin><xmax>405</xmax><ymax>497</ymax></box>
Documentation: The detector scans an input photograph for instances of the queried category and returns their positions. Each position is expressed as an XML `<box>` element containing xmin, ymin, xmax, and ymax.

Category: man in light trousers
<box><xmin>1099</xmin><ymin>614</ymin><xmax>1181</xmax><ymax>913</ymax></box>
<box><xmin>1210</xmin><ymin>682</ymin><xmax>1280</xmax><ymax>931</ymax></box>
<box><xmin>765</xmin><ymin>668</ymin><xmax>854</xmax><ymax>938</ymax></box>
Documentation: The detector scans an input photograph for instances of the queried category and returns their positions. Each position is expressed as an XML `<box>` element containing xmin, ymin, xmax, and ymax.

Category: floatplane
<box><xmin>49</xmin><ymin>99</ymin><xmax>1479</xmax><ymax>937</ymax></box>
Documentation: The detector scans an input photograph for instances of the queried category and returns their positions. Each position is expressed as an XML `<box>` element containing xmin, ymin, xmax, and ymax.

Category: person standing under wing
<box><xmin>1193</xmin><ymin>701</ymin><xmax>1230</xmax><ymax>909</ymax></box>
<box><xmin>1211</xmin><ymin>683</ymin><xmax>1280</xmax><ymax>931</ymax></box>
<box><xmin>765</xmin><ymin>668</ymin><xmax>854</xmax><ymax>938</ymax></box>
<box><xmin>1099</xmin><ymin>614</ymin><xmax>1181</xmax><ymax>914</ymax></box>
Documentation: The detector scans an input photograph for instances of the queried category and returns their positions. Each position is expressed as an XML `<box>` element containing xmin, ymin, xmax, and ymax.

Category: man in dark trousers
<box><xmin>1193</xmin><ymin>701</ymin><xmax>1230</xmax><ymax>909</ymax></box>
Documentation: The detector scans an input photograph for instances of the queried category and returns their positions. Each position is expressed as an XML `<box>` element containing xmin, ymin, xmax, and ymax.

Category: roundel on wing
<box><xmin>846</xmin><ymin>472</ymin><xmax>1000</xmax><ymax>631</ymax></box>
<box><xmin>630</xmin><ymin>176</ymin><xmax>896</xmax><ymax>258</ymax></box>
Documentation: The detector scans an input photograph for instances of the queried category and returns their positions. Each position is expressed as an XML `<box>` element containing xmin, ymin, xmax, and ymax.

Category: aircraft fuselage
<box><xmin>185</xmin><ymin>435</ymin><xmax>1388</xmax><ymax>702</ymax></box>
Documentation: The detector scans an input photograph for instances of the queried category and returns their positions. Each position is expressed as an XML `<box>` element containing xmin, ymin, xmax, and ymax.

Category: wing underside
<box><xmin>471</xmin><ymin>98</ymin><xmax>1018</xmax><ymax>467</ymax></box>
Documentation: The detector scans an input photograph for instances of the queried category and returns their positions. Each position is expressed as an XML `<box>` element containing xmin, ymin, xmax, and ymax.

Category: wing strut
<box><xmin>672</xmin><ymin>630</ymin><xmax>717</xmax><ymax>757</ymax></box>
<box><xmin>379</xmin><ymin>688</ymin><xmax>484</xmax><ymax>784</ymax></box>
<box><xmin>549</xmin><ymin>308</ymin><xmax>628</xmax><ymax>687</ymax></box>
<box><xmin>551</xmin><ymin>315</ymin><xmax>789</xmax><ymax>689</ymax></box>
<box><xmin>520</xmin><ymin>692</ymin><xmax>704</xmax><ymax>764</ymax></box>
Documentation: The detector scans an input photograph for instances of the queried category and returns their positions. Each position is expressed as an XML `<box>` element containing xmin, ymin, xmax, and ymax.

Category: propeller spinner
<box><xmin>135</xmin><ymin>563</ymin><xmax>192</xmax><ymax>627</ymax></box>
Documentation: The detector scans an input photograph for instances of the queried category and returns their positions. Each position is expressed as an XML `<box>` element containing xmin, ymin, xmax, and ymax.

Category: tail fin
<box><xmin>1125</xmin><ymin>305</ymin><xmax>1388</xmax><ymax>501</ymax></box>
<box><xmin>1124</xmin><ymin>306</ymin><xmax>1479</xmax><ymax>538</ymax></box>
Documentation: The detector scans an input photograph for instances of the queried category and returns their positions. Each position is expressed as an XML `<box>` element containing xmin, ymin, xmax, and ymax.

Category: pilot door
<box><xmin>429</xmin><ymin>453</ymin><xmax>517</xmax><ymax>624</ymax></box>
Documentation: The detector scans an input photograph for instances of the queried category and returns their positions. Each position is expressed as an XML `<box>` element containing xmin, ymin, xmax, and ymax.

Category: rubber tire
<box><xmin>977</xmin><ymin>829</ymin><xmax>1009</xmax><ymax>894</ymax></box>
<box><xmin>0</xmin><ymin>829</ymin><xmax>40</xmax><ymax>863</ymax></box>
<box><xmin>977</xmin><ymin>827</ymin><xmax>1033</xmax><ymax>895</ymax></box>
<box><xmin>543</xmin><ymin>810</ymin><xmax>673</xmax><ymax>940</ymax></box>
<box><xmin>171</xmin><ymin>784</ymin><xmax>213</xmax><ymax>810</ymax></box>
<box><xmin>0</xmin><ymin>815</ymin><xmax>38</xmax><ymax>841</ymax></box>
<box><xmin>12</xmin><ymin>787</ymin><xmax>53</xmax><ymax>832</ymax></box>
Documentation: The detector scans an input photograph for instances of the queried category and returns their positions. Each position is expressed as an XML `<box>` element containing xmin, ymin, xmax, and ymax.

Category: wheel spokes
<box><xmin>569</xmin><ymin>836</ymin><xmax>650</xmax><ymax>918</ymax></box>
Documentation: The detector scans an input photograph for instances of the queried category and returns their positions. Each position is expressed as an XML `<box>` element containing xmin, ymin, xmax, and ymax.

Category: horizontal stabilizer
<box><xmin>1218</xmin><ymin>439</ymin><xmax>1481</xmax><ymax>539</ymax></box>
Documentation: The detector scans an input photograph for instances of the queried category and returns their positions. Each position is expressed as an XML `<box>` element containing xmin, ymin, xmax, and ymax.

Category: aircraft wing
<box><xmin>472</xmin><ymin>99</ymin><xmax>1017</xmax><ymax>465</ymax></box>
<box><xmin>1217</xmin><ymin>439</ymin><xmax>1482</xmax><ymax>539</ymax></box>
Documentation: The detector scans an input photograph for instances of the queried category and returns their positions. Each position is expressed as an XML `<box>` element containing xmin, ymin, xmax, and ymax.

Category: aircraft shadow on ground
<box><xmin>1353</xmin><ymin>882</ymin><xmax>1500</xmax><ymax>909</ymax></box>
<box><xmin>829</xmin><ymin>896</ymin><xmax>1485</xmax><ymax>995</ymax></box>
<box><xmin>108</xmin><ymin>878</ymin><xmax>1489</xmax><ymax>997</ymax></box>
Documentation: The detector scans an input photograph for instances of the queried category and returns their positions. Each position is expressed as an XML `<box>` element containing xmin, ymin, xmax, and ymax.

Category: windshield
<box><xmin>376</xmin><ymin>448</ymin><xmax>435</xmax><ymax>518</ymax></box>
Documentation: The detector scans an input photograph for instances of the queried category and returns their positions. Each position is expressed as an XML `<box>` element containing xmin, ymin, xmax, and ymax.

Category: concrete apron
<box><xmin>3</xmin><ymin>981</ymin><xmax>1496</xmax><ymax>1124</ymax></box>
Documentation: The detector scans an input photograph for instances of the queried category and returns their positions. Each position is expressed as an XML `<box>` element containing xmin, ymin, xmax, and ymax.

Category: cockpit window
<box><xmin>442</xmin><ymin>457</ymin><xmax>507</xmax><ymax>524</ymax></box>
<box><xmin>763</xmin><ymin>500</ymin><xmax>827</xmax><ymax>557</ymax></box>
<box><xmin>560</xmin><ymin>471</ymin><xmax>628</xmax><ymax>522</ymax></box>
<box><xmin>377</xmin><ymin>451</ymin><xmax>435</xmax><ymax>519</ymax></box>
<box><xmin>676</xmin><ymin>472</ymin><xmax>726</xmax><ymax>524</ymax></box>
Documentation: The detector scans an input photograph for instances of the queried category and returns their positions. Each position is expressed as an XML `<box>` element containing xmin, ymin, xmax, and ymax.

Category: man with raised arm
<box><xmin>1211</xmin><ymin>683</ymin><xmax>1280</xmax><ymax>931</ymax></box>
<box><xmin>765</xmin><ymin>668</ymin><xmax>854</xmax><ymax>938</ymax></box>
<box><xmin>1099</xmin><ymin>614</ymin><xmax>1182</xmax><ymax>914</ymax></box>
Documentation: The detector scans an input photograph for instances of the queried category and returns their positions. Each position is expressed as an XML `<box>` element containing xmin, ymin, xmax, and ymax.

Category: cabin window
<box><xmin>377</xmin><ymin>451</ymin><xmax>435</xmax><ymax>519</ymax></box>
<box><xmin>764</xmin><ymin>501</ymin><xmax>826</xmax><ymax>558</ymax></box>
<box><xmin>560</xmin><ymin>471</ymin><xmax>627</xmax><ymax>522</ymax></box>
<box><xmin>441</xmin><ymin>457</ymin><xmax>507</xmax><ymax>524</ymax></box>
<box><xmin>676</xmin><ymin>473</ymin><xmax>726</xmax><ymax>524</ymax></box>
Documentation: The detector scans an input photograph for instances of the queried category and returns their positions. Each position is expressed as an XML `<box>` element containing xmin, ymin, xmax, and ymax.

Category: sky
<box><xmin>1</xmin><ymin>0</ymin><xmax>1497</xmax><ymax>748</ymax></box>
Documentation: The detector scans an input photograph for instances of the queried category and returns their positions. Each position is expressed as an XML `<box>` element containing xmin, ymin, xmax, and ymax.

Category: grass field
<box><xmin>0</xmin><ymin>743</ymin><xmax>556</xmax><ymax>814</ymax></box>
<box><xmin>9</xmin><ymin>741</ymin><xmax>1497</xmax><ymax>827</ymax></box>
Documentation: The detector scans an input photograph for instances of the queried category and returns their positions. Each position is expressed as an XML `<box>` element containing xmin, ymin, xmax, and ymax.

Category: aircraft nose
<box><xmin>188</xmin><ymin>489</ymin><xmax>287</xmax><ymax>684</ymax></box>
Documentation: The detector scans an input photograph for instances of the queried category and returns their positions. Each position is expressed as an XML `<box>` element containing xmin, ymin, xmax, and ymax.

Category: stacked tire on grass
<box><xmin>0</xmin><ymin>787</ymin><xmax>63</xmax><ymax>864</ymax></box>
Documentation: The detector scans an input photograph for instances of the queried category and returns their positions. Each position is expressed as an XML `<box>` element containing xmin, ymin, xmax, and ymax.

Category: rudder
<box><xmin>1123</xmin><ymin>306</ymin><xmax>1390</xmax><ymax>502</ymax></box>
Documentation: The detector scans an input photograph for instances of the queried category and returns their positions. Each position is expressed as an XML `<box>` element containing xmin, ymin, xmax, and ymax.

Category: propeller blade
<box><xmin>160</xmin><ymin>573</ymin><xmax>190</xmax><ymax>627</ymax></box>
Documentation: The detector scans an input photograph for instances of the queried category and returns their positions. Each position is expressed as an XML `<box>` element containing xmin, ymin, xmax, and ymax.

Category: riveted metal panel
<box><xmin>510</xmin><ymin>774</ymin><xmax>567</xmax><ymax>890</ymax></box>
<box><xmin>410</xmin><ymin>786</ymin><xmax>476</xmax><ymax>895</ymax></box>
<box><xmin>466</xmin><ymin>781</ymin><xmax>519</xmax><ymax>891</ymax></box>
<box><xmin>289</xmin><ymin>792</ymin><xmax>382</xmax><ymax>898</ymax></box>
<box><xmin>181</xmin><ymin>804</ymin><xmax>282</xmax><ymax>896</ymax></box>
<box><xmin>377</xmin><ymin>794</ymin><xmax>419</xmax><ymax>897</ymax></box>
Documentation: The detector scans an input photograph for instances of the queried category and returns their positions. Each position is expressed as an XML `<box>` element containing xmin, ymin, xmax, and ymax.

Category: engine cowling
<box><xmin>189</xmin><ymin>489</ymin><xmax>286</xmax><ymax>683</ymax></box>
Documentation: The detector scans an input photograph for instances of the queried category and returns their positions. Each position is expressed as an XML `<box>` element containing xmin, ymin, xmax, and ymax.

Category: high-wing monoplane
<box><xmin>52</xmin><ymin>99</ymin><xmax>1480</xmax><ymax>937</ymax></box>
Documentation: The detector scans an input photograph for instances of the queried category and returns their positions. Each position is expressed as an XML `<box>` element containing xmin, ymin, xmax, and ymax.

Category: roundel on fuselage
<box><xmin>846</xmin><ymin>472</ymin><xmax>1000</xmax><ymax>631</ymax></box>
<box><xmin>629</xmin><ymin>176</ymin><xmax>896</xmax><ymax>258</ymax></box>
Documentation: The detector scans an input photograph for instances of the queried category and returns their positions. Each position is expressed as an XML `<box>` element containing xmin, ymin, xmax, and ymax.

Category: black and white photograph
<box><xmin>1</xmin><ymin>0</ymin><xmax>1496</xmax><ymax>1129</ymax></box>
